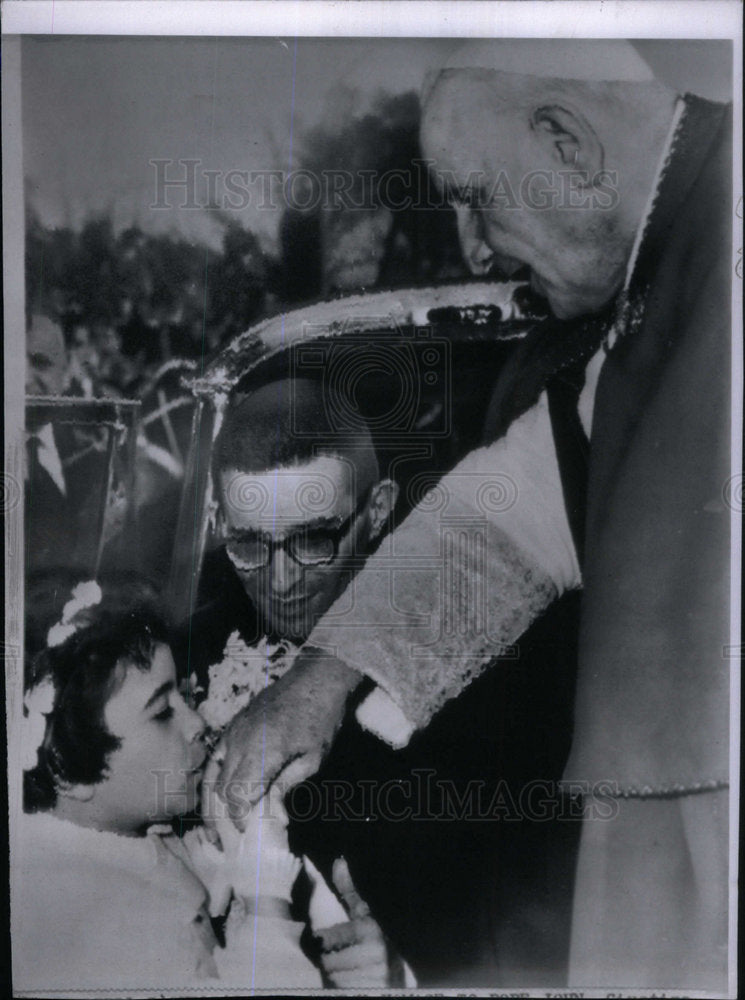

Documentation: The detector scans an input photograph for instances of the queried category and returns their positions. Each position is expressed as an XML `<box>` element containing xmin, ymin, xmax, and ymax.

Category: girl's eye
<box><xmin>153</xmin><ymin>705</ymin><xmax>174</xmax><ymax>722</ymax></box>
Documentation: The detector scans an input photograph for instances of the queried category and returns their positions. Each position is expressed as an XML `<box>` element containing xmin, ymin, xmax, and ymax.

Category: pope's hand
<box><xmin>209</xmin><ymin>646</ymin><xmax>361</xmax><ymax>830</ymax></box>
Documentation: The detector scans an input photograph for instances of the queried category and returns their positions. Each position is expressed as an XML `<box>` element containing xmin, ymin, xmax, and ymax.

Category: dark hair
<box><xmin>23</xmin><ymin>574</ymin><xmax>170</xmax><ymax>814</ymax></box>
<box><xmin>212</xmin><ymin>375</ymin><xmax>347</xmax><ymax>481</ymax></box>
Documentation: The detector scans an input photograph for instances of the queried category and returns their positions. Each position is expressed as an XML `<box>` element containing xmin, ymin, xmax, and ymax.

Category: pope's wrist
<box><xmin>299</xmin><ymin>646</ymin><xmax>362</xmax><ymax>694</ymax></box>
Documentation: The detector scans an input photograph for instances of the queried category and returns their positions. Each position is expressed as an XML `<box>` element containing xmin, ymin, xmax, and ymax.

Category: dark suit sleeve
<box><xmin>170</xmin><ymin>547</ymin><xmax>262</xmax><ymax>700</ymax></box>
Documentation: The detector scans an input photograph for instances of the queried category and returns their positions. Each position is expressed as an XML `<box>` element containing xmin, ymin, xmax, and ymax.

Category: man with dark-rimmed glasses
<box><xmin>212</xmin><ymin>376</ymin><xmax>397</xmax><ymax>645</ymax></box>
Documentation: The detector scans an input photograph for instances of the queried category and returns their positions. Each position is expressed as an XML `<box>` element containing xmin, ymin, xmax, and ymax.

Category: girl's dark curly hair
<box><xmin>23</xmin><ymin>573</ymin><xmax>170</xmax><ymax>814</ymax></box>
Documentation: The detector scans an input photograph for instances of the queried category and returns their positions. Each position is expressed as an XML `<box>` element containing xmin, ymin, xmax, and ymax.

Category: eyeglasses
<box><xmin>224</xmin><ymin>489</ymin><xmax>370</xmax><ymax>572</ymax></box>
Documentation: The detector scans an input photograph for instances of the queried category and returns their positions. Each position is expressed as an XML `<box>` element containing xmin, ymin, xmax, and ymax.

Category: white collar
<box><xmin>24</xmin><ymin>811</ymin><xmax>172</xmax><ymax>875</ymax></box>
<box><xmin>29</xmin><ymin>422</ymin><xmax>67</xmax><ymax>495</ymax></box>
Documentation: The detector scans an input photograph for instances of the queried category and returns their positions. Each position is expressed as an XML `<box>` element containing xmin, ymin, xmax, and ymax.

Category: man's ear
<box><xmin>55</xmin><ymin>779</ymin><xmax>96</xmax><ymax>802</ymax></box>
<box><xmin>531</xmin><ymin>103</ymin><xmax>604</xmax><ymax>177</ymax></box>
<box><xmin>367</xmin><ymin>479</ymin><xmax>399</xmax><ymax>541</ymax></box>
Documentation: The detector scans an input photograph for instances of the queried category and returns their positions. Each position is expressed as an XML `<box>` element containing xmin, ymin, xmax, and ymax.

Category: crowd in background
<box><xmin>25</xmin><ymin>91</ymin><xmax>466</xmax><ymax>404</ymax></box>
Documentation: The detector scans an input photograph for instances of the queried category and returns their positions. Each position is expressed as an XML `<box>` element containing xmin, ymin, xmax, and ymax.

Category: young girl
<box><xmin>14</xmin><ymin>575</ymin><xmax>326</xmax><ymax>992</ymax></box>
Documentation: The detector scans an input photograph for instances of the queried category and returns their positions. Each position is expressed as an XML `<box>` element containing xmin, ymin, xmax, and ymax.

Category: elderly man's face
<box><xmin>218</xmin><ymin>455</ymin><xmax>373</xmax><ymax>642</ymax></box>
<box><xmin>421</xmin><ymin>73</ymin><xmax>627</xmax><ymax>318</ymax></box>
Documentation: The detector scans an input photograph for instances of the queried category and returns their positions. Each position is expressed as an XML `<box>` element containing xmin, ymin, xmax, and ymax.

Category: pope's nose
<box><xmin>454</xmin><ymin>205</ymin><xmax>494</xmax><ymax>276</ymax></box>
<box><xmin>454</xmin><ymin>205</ymin><xmax>526</xmax><ymax>280</ymax></box>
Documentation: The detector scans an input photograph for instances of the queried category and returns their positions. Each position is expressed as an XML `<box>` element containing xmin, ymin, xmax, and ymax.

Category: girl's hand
<box><xmin>312</xmin><ymin>857</ymin><xmax>406</xmax><ymax>989</ymax></box>
<box><xmin>201</xmin><ymin>755</ymin><xmax>300</xmax><ymax>905</ymax></box>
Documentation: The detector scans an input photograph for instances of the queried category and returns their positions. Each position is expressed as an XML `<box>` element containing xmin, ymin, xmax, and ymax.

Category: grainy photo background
<box><xmin>3</xmin><ymin>9</ymin><xmax>740</xmax><ymax>997</ymax></box>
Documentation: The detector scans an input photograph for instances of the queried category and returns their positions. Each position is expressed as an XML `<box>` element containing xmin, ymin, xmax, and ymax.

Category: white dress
<box><xmin>12</xmin><ymin>811</ymin><xmax>321</xmax><ymax>992</ymax></box>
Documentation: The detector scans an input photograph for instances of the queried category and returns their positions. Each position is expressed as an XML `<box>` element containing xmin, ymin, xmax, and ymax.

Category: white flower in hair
<box><xmin>22</xmin><ymin>676</ymin><xmax>56</xmax><ymax>771</ymax></box>
<box><xmin>46</xmin><ymin>580</ymin><xmax>103</xmax><ymax>648</ymax></box>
